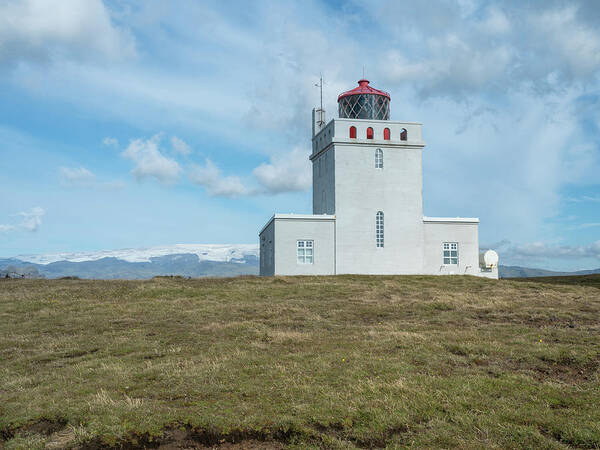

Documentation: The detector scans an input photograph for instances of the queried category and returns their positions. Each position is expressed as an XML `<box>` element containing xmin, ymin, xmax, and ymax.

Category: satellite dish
<box><xmin>479</xmin><ymin>249</ymin><xmax>499</xmax><ymax>268</ymax></box>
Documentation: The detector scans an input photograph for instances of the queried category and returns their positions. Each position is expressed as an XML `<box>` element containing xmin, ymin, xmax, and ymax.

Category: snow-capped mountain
<box><xmin>1</xmin><ymin>244</ymin><xmax>260</xmax><ymax>279</ymax></box>
<box><xmin>13</xmin><ymin>244</ymin><xmax>259</xmax><ymax>265</ymax></box>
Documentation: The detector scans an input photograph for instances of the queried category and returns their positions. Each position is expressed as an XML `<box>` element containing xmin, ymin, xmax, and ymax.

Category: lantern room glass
<box><xmin>338</xmin><ymin>94</ymin><xmax>390</xmax><ymax>120</ymax></box>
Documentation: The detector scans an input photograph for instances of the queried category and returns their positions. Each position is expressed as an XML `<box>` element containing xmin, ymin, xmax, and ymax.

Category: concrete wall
<box><xmin>335</xmin><ymin>143</ymin><xmax>424</xmax><ymax>274</ymax></box>
<box><xmin>479</xmin><ymin>266</ymin><xmax>499</xmax><ymax>279</ymax></box>
<box><xmin>312</xmin><ymin>148</ymin><xmax>335</xmax><ymax>215</ymax></box>
<box><xmin>319</xmin><ymin>117</ymin><xmax>425</xmax><ymax>274</ymax></box>
<box><xmin>422</xmin><ymin>221</ymin><xmax>480</xmax><ymax>275</ymax></box>
<box><xmin>271</xmin><ymin>215</ymin><xmax>335</xmax><ymax>276</ymax></box>
<box><xmin>312</xmin><ymin>117</ymin><xmax>422</xmax><ymax>158</ymax></box>
<box><xmin>333</xmin><ymin>118</ymin><xmax>422</xmax><ymax>145</ymax></box>
<box><xmin>259</xmin><ymin>219</ymin><xmax>275</xmax><ymax>276</ymax></box>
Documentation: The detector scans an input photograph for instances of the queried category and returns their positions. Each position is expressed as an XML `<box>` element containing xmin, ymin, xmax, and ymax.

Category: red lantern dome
<box><xmin>338</xmin><ymin>79</ymin><xmax>390</xmax><ymax>120</ymax></box>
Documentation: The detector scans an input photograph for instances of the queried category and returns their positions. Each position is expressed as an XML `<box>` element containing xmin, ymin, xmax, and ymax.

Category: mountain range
<box><xmin>1</xmin><ymin>245</ymin><xmax>598</xmax><ymax>279</ymax></box>
<box><xmin>497</xmin><ymin>265</ymin><xmax>600</xmax><ymax>278</ymax></box>
<box><xmin>0</xmin><ymin>245</ymin><xmax>259</xmax><ymax>279</ymax></box>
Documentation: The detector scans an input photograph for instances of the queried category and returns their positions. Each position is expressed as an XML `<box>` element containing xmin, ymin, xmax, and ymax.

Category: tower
<box><xmin>311</xmin><ymin>80</ymin><xmax>425</xmax><ymax>274</ymax></box>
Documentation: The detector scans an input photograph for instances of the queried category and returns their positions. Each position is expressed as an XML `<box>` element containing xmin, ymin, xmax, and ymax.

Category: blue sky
<box><xmin>1</xmin><ymin>0</ymin><xmax>599</xmax><ymax>271</ymax></box>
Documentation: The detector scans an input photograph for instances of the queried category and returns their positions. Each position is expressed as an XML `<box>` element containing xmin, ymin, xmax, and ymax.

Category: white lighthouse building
<box><xmin>259</xmin><ymin>79</ymin><xmax>498</xmax><ymax>278</ymax></box>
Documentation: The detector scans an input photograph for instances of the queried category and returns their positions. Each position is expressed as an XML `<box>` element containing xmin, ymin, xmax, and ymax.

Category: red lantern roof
<box><xmin>337</xmin><ymin>79</ymin><xmax>391</xmax><ymax>102</ymax></box>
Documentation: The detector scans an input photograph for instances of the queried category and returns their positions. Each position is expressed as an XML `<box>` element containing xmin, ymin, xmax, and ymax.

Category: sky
<box><xmin>0</xmin><ymin>0</ymin><xmax>599</xmax><ymax>271</ymax></box>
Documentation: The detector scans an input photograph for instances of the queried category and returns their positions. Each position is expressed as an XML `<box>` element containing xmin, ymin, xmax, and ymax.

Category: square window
<box><xmin>442</xmin><ymin>242</ymin><xmax>458</xmax><ymax>265</ymax></box>
<box><xmin>297</xmin><ymin>240</ymin><xmax>314</xmax><ymax>264</ymax></box>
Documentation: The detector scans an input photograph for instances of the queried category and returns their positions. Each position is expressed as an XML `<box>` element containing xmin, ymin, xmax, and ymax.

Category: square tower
<box><xmin>312</xmin><ymin>82</ymin><xmax>426</xmax><ymax>274</ymax></box>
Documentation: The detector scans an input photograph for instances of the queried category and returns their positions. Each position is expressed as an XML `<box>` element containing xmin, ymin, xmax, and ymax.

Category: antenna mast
<box><xmin>314</xmin><ymin>73</ymin><xmax>325</xmax><ymax>127</ymax></box>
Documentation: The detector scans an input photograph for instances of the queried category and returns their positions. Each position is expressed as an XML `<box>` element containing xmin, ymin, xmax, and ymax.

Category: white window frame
<box><xmin>297</xmin><ymin>240</ymin><xmax>314</xmax><ymax>264</ymax></box>
<box><xmin>443</xmin><ymin>242</ymin><xmax>458</xmax><ymax>265</ymax></box>
<box><xmin>375</xmin><ymin>148</ymin><xmax>383</xmax><ymax>169</ymax></box>
<box><xmin>376</xmin><ymin>211</ymin><xmax>384</xmax><ymax>248</ymax></box>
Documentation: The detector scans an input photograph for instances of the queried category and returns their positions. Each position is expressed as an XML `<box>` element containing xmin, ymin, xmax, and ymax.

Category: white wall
<box><xmin>272</xmin><ymin>216</ymin><xmax>336</xmax><ymax>276</ymax></box>
<box><xmin>312</xmin><ymin>148</ymin><xmax>335</xmax><ymax>215</ymax></box>
<box><xmin>324</xmin><ymin>118</ymin><xmax>425</xmax><ymax>274</ymax></box>
<box><xmin>333</xmin><ymin>118</ymin><xmax>422</xmax><ymax>144</ymax></box>
<box><xmin>335</xmin><ymin>144</ymin><xmax>424</xmax><ymax>274</ymax></box>
<box><xmin>422</xmin><ymin>221</ymin><xmax>480</xmax><ymax>275</ymax></box>
<box><xmin>312</xmin><ymin>117</ymin><xmax>422</xmax><ymax>158</ymax></box>
<box><xmin>259</xmin><ymin>219</ymin><xmax>275</xmax><ymax>276</ymax></box>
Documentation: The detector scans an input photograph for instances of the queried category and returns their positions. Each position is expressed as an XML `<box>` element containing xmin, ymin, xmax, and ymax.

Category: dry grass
<box><xmin>0</xmin><ymin>274</ymin><xmax>599</xmax><ymax>448</ymax></box>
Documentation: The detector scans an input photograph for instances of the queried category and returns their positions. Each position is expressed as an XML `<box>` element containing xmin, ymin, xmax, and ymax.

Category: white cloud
<box><xmin>1</xmin><ymin>207</ymin><xmax>46</xmax><ymax>233</ymax></box>
<box><xmin>0</xmin><ymin>0</ymin><xmax>136</xmax><ymax>66</ymax></box>
<box><xmin>170</xmin><ymin>136</ymin><xmax>191</xmax><ymax>155</ymax></box>
<box><xmin>377</xmin><ymin>2</ymin><xmax>600</xmax><ymax>98</ymax></box>
<box><xmin>189</xmin><ymin>147</ymin><xmax>311</xmax><ymax>197</ymax></box>
<box><xmin>102</xmin><ymin>137</ymin><xmax>119</xmax><ymax>147</ymax></box>
<box><xmin>484</xmin><ymin>239</ymin><xmax>600</xmax><ymax>267</ymax></box>
<box><xmin>507</xmin><ymin>241</ymin><xmax>600</xmax><ymax>260</ymax></box>
<box><xmin>58</xmin><ymin>166</ymin><xmax>125</xmax><ymax>189</ymax></box>
<box><xmin>530</xmin><ymin>5</ymin><xmax>600</xmax><ymax>78</ymax></box>
<box><xmin>253</xmin><ymin>147</ymin><xmax>311</xmax><ymax>194</ymax></box>
<box><xmin>569</xmin><ymin>223</ymin><xmax>600</xmax><ymax>230</ymax></box>
<box><xmin>384</xmin><ymin>35</ymin><xmax>514</xmax><ymax>98</ymax></box>
<box><xmin>567</xmin><ymin>194</ymin><xmax>600</xmax><ymax>203</ymax></box>
<box><xmin>18</xmin><ymin>207</ymin><xmax>45</xmax><ymax>232</ymax></box>
<box><xmin>479</xmin><ymin>6</ymin><xmax>511</xmax><ymax>35</ymax></box>
<box><xmin>59</xmin><ymin>166</ymin><xmax>95</xmax><ymax>186</ymax></box>
<box><xmin>122</xmin><ymin>134</ymin><xmax>182</xmax><ymax>184</ymax></box>
<box><xmin>189</xmin><ymin>159</ymin><xmax>249</xmax><ymax>198</ymax></box>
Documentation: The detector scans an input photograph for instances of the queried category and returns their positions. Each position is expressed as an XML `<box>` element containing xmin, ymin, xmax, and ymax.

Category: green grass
<box><xmin>0</xmin><ymin>274</ymin><xmax>599</xmax><ymax>449</ymax></box>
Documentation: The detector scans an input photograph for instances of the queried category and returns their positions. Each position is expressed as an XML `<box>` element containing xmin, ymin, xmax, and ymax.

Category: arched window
<box><xmin>384</xmin><ymin>128</ymin><xmax>390</xmax><ymax>140</ymax></box>
<box><xmin>376</xmin><ymin>211</ymin><xmax>384</xmax><ymax>248</ymax></box>
<box><xmin>375</xmin><ymin>148</ymin><xmax>383</xmax><ymax>169</ymax></box>
<box><xmin>400</xmin><ymin>128</ymin><xmax>407</xmax><ymax>141</ymax></box>
<box><xmin>366</xmin><ymin>127</ymin><xmax>374</xmax><ymax>139</ymax></box>
<box><xmin>349</xmin><ymin>126</ymin><xmax>357</xmax><ymax>138</ymax></box>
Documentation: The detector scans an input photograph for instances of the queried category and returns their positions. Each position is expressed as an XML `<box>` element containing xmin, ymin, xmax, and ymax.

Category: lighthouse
<box><xmin>259</xmin><ymin>79</ymin><xmax>498</xmax><ymax>278</ymax></box>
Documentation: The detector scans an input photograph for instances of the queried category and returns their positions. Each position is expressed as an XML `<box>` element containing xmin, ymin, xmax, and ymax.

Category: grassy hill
<box><xmin>1</xmin><ymin>275</ymin><xmax>599</xmax><ymax>449</ymax></box>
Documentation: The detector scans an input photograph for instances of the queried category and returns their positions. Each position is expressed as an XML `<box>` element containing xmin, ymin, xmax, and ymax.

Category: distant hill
<box><xmin>499</xmin><ymin>265</ymin><xmax>600</xmax><ymax>279</ymax></box>
<box><xmin>0</xmin><ymin>244</ymin><xmax>259</xmax><ymax>279</ymax></box>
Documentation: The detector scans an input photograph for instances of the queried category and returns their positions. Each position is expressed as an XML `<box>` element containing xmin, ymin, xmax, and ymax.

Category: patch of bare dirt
<box><xmin>24</xmin><ymin>418</ymin><xmax>67</xmax><ymax>435</ymax></box>
<box><xmin>156</xmin><ymin>429</ymin><xmax>285</xmax><ymax>449</ymax></box>
<box><xmin>0</xmin><ymin>418</ymin><xmax>67</xmax><ymax>442</ymax></box>
<box><xmin>76</xmin><ymin>426</ymin><xmax>301</xmax><ymax>449</ymax></box>
<box><xmin>310</xmin><ymin>421</ymin><xmax>410</xmax><ymax>448</ymax></box>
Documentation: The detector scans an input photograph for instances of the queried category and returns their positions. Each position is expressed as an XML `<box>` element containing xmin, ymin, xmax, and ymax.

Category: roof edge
<box><xmin>337</xmin><ymin>79</ymin><xmax>391</xmax><ymax>102</ymax></box>
<box><xmin>423</xmin><ymin>216</ymin><xmax>480</xmax><ymax>223</ymax></box>
<box><xmin>259</xmin><ymin>214</ymin><xmax>336</xmax><ymax>235</ymax></box>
